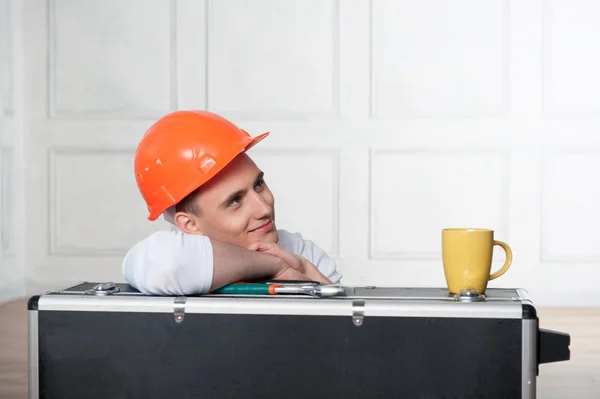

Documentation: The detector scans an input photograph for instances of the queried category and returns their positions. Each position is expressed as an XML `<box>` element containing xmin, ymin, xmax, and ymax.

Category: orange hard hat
<box><xmin>134</xmin><ymin>110</ymin><xmax>269</xmax><ymax>221</ymax></box>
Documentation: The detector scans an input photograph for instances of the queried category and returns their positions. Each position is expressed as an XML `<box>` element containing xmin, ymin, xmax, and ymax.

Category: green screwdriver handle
<box><xmin>211</xmin><ymin>283</ymin><xmax>280</xmax><ymax>295</ymax></box>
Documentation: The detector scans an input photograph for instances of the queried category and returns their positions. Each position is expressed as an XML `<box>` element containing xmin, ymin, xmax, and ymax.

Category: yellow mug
<box><xmin>441</xmin><ymin>228</ymin><xmax>512</xmax><ymax>294</ymax></box>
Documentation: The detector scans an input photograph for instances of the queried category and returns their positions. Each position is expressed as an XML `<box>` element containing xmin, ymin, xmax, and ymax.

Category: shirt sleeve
<box><xmin>277</xmin><ymin>230</ymin><xmax>343</xmax><ymax>284</ymax></box>
<box><xmin>122</xmin><ymin>230</ymin><xmax>214</xmax><ymax>295</ymax></box>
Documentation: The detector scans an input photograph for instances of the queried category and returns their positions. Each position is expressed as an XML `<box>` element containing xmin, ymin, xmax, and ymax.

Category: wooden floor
<box><xmin>0</xmin><ymin>299</ymin><xmax>598</xmax><ymax>398</ymax></box>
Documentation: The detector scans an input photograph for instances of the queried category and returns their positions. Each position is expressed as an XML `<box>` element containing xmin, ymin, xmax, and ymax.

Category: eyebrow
<box><xmin>219</xmin><ymin>171</ymin><xmax>265</xmax><ymax>209</ymax></box>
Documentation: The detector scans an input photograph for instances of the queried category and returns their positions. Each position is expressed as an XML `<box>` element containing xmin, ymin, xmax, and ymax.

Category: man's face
<box><xmin>184</xmin><ymin>153</ymin><xmax>278</xmax><ymax>248</ymax></box>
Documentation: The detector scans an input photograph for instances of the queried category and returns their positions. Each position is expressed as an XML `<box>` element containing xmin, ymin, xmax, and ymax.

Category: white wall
<box><xmin>0</xmin><ymin>0</ymin><xmax>24</xmax><ymax>303</ymax></box>
<box><xmin>5</xmin><ymin>0</ymin><xmax>600</xmax><ymax>306</ymax></box>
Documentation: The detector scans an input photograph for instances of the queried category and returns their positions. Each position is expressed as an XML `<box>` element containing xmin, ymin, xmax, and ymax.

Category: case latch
<box><xmin>173</xmin><ymin>296</ymin><xmax>187</xmax><ymax>323</ymax></box>
<box><xmin>85</xmin><ymin>282</ymin><xmax>120</xmax><ymax>296</ymax></box>
<box><xmin>352</xmin><ymin>300</ymin><xmax>365</xmax><ymax>327</ymax></box>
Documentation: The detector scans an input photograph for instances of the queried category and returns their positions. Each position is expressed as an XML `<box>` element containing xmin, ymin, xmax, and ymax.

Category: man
<box><xmin>123</xmin><ymin>110</ymin><xmax>342</xmax><ymax>295</ymax></box>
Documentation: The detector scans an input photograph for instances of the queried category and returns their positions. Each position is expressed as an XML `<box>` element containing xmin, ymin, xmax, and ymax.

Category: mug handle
<box><xmin>489</xmin><ymin>240</ymin><xmax>513</xmax><ymax>280</ymax></box>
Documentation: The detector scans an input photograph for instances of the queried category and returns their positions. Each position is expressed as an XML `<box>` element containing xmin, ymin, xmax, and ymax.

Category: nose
<box><xmin>249</xmin><ymin>191</ymin><xmax>272</xmax><ymax>219</ymax></box>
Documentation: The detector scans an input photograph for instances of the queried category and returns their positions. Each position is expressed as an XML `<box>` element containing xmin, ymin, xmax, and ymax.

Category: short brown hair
<box><xmin>175</xmin><ymin>186</ymin><xmax>202</xmax><ymax>216</ymax></box>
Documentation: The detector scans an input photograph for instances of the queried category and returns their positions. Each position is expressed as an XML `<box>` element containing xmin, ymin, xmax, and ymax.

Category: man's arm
<box><xmin>210</xmin><ymin>238</ymin><xmax>309</xmax><ymax>289</ymax></box>
<box><xmin>123</xmin><ymin>231</ymin><xmax>308</xmax><ymax>295</ymax></box>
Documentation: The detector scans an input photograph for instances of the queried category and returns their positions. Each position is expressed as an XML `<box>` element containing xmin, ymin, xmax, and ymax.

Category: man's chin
<box><xmin>265</xmin><ymin>229</ymin><xmax>279</xmax><ymax>243</ymax></box>
<box><xmin>243</xmin><ymin>225</ymin><xmax>278</xmax><ymax>246</ymax></box>
<box><xmin>257</xmin><ymin>221</ymin><xmax>278</xmax><ymax>243</ymax></box>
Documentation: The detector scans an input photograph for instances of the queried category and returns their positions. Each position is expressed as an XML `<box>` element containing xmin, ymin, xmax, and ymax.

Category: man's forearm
<box><xmin>209</xmin><ymin>238</ymin><xmax>289</xmax><ymax>290</ymax></box>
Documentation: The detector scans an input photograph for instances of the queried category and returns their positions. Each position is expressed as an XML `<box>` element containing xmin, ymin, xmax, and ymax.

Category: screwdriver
<box><xmin>211</xmin><ymin>283</ymin><xmax>282</xmax><ymax>295</ymax></box>
<box><xmin>211</xmin><ymin>282</ymin><xmax>347</xmax><ymax>298</ymax></box>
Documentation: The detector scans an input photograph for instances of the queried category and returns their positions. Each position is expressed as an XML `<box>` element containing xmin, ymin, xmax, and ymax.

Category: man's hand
<box><xmin>248</xmin><ymin>241</ymin><xmax>333</xmax><ymax>284</ymax></box>
<box><xmin>247</xmin><ymin>241</ymin><xmax>303</xmax><ymax>271</ymax></box>
<box><xmin>209</xmin><ymin>238</ymin><xmax>315</xmax><ymax>290</ymax></box>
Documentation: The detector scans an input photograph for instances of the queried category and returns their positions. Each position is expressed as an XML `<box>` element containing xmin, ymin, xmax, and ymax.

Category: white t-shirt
<box><xmin>122</xmin><ymin>229</ymin><xmax>343</xmax><ymax>295</ymax></box>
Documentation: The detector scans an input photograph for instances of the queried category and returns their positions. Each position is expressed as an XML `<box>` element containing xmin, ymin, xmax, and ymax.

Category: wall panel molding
<box><xmin>47</xmin><ymin>146</ymin><xmax>155</xmax><ymax>256</ymax></box>
<box><xmin>369</xmin><ymin>148</ymin><xmax>510</xmax><ymax>260</ymax></box>
<box><xmin>542</xmin><ymin>0</ymin><xmax>600</xmax><ymax>117</ymax></box>
<box><xmin>206</xmin><ymin>0</ymin><xmax>340</xmax><ymax>120</ymax></box>
<box><xmin>0</xmin><ymin>0</ymin><xmax>14</xmax><ymax>116</ymax></box>
<box><xmin>0</xmin><ymin>145</ymin><xmax>14</xmax><ymax>261</ymax></box>
<box><xmin>540</xmin><ymin>148</ymin><xmax>600</xmax><ymax>262</ymax></box>
<box><xmin>47</xmin><ymin>0</ymin><xmax>177</xmax><ymax>119</ymax></box>
<box><xmin>369</xmin><ymin>0</ymin><xmax>509</xmax><ymax>118</ymax></box>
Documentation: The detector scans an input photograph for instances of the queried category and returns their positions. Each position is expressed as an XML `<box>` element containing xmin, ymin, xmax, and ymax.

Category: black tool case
<box><xmin>27</xmin><ymin>282</ymin><xmax>570</xmax><ymax>398</ymax></box>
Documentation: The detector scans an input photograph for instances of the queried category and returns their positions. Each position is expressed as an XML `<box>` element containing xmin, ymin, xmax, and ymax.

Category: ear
<box><xmin>174</xmin><ymin>211</ymin><xmax>205</xmax><ymax>235</ymax></box>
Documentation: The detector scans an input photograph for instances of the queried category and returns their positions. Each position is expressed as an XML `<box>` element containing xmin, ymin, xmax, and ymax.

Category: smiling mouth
<box><xmin>250</xmin><ymin>220</ymin><xmax>273</xmax><ymax>233</ymax></box>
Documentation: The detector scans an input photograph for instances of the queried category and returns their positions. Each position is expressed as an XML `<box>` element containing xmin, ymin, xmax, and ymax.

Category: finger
<box><xmin>247</xmin><ymin>241</ymin><xmax>266</xmax><ymax>251</ymax></box>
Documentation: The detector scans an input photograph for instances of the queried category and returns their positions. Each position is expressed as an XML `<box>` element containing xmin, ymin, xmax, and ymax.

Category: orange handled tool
<box><xmin>211</xmin><ymin>282</ymin><xmax>347</xmax><ymax>298</ymax></box>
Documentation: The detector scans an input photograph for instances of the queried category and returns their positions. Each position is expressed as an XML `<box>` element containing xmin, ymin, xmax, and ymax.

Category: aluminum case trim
<box><xmin>37</xmin><ymin>294</ymin><xmax>524</xmax><ymax>319</ymax></box>
<box><xmin>38</xmin><ymin>295</ymin><xmax>176</xmax><ymax>313</ymax></box>
<box><xmin>28</xmin><ymin>310</ymin><xmax>39</xmax><ymax>399</ymax></box>
<box><xmin>522</xmin><ymin>319</ymin><xmax>538</xmax><ymax>398</ymax></box>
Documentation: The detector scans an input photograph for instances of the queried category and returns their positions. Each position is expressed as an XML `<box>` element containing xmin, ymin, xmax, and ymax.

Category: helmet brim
<box><xmin>244</xmin><ymin>132</ymin><xmax>269</xmax><ymax>152</ymax></box>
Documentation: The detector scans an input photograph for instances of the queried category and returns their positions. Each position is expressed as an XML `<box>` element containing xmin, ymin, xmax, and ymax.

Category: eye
<box><xmin>229</xmin><ymin>196</ymin><xmax>242</xmax><ymax>207</ymax></box>
<box><xmin>254</xmin><ymin>178</ymin><xmax>265</xmax><ymax>191</ymax></box>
